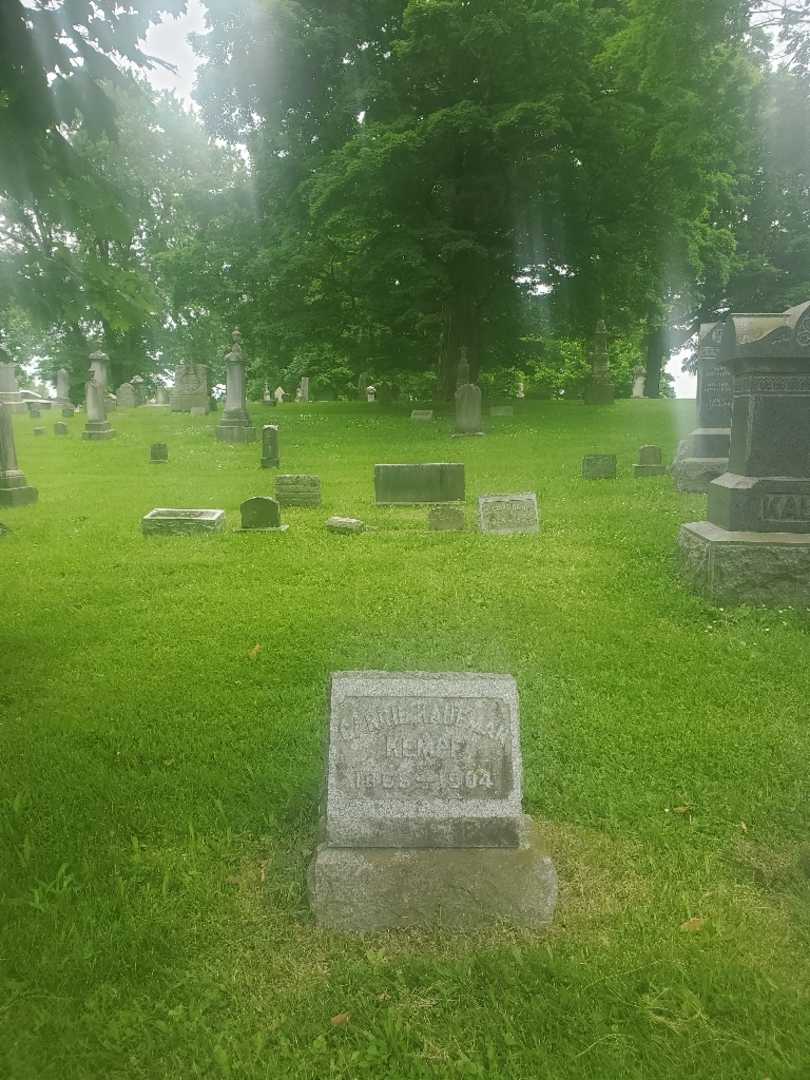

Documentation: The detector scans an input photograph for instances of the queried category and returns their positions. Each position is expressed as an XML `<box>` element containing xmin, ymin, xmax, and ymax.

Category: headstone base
<box><xmin>633</xmin><ymin>464</ymin><xmax>667</xmax><ymax>477</ymax></box>
<box><xmin>326</xmin><ymin>516</ymin><xmax>364</xmax><ymax>534</ymax></box>
<box><xmin>309</xmin><ymin>817</ymin><xmax>557</xmax><ymax>933</ymax></box>
<box><xmin>216</xmin><ymin>421</ymin><xmax>257</xmax><ymax>443</ymax></box>
<box><xmin>672</xmin><ymin>457</ymin><xmax>728</xmax><ymax>493</ymax></box>
<box><xmin>81</xmin><ymin>421</ymin><xmax>115</xmax><ymax>440</ymax></box>
<box><xmin>450</xmin><ymin>431</ymin><xmax>485</xmax><ymax>438</ymax></box>
<box><xmin>0</xmin><ymin>484</ymin><xmax>38</xmax><ymax>507</ymax></box>
<box><xmin>678</xmin><ymin>521</ymin><xmax>810</xmax><ymax>606</ymax></box>
<box><xmin>235</xmin><ymin>524</ymin><xmax>289</xmax><ymax>533</ymax></box>
<box><xmin>142</xmin><ymin>508</ymin><xmax>225</xmax><ymax>535</ymax></box>
<box><xmin>260</xmin><ymin>457</ymin><xmax>279</xmax><ymax>468</ymax></box>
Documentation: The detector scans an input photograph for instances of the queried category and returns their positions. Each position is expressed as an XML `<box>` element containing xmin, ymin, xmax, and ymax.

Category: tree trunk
<box><xmin>644</xmin><ymin>323</ymin><xmax>668</xmax><ymax>398</ymax></box>
<box><xmin>435</xmin><ymin>295</ymin><xmax>481</xmax><ymax>401</ymax></box>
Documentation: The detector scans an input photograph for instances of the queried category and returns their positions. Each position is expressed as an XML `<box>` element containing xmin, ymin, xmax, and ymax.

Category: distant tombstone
<box><xmin>260</xmin><ymin>425</ymin><xmax>280</xmax><ymax>468</ymax></box>
<box><xmin>216</xmin><ymin>330</ymin><xmax>256</xmax><ymax>442</ymax></box>
<box><xmin>33</xmin><ymin>427</ymin><xmax>45</xmax><ymax>436</ymax></box>
<box><xmin>155</xmin><ymin>388</ymin><xmax>170</xmax><ymax>406</ymax></box>
<box><xmin>634</xmin><ymin>445</ymin><xmax>667</xmax><ymax>477</ymax></box>
<box><xmin>273</xmin><ymin>386</ymin><xmax>286</xmax><ymax>405</ymax></box>
<box><xmin>275</xmin><ymin>474</ymin><xmax>321</xmax><ymax>507</ymax></box>
<box><xmin>672</xmin><ymin>322</ymin><xmax>732</xmax><ymax>492</ymax></box>
<box><xmin>131</xmin><ymin>375</ymin><xmax>146</xmax><ymax>405</ymax></box>
<box><xmin>82</xmin><ymin>361</ymin><xmax>115</xmax><ymax>440</ymax></box>
<box><xmin>27</xmin><ymin>405</ymin><xmax>40</xmax><ymax>419</ymax></box>
<box><xmin>454</xmin><ymin>348</ymin><xmax>483</xmax><ymax>435</ymax></box>
<box><xmin>516</xmin><ymin>382</ymin><xmax>525</xmax><ymax>399</ymax></box>
<box><xmin>679</xmin><ymin>301</ymin><xmax>810</xmax><ymax>605</ymax></box>
<box><xmin>584</xmin><ymin>320</ymin><xmax>614</xmax><ymax>404</ymax></box>
<box><xmin>0</xmin><ymin>403</ymin><xmax>38</xmax><ymax>506</ymax></box>
<box><xmin>326</xmin><ymin>516</ymin><xmax>364</xmax><ymax>534</ymax></box>
<box><xmin>428</xmin><ymin>506</ymin><xmax>465</xmax><ymax>531</ymax></box>
<box><xmin>478</xmin><ymin>493</ymin><xmax>540</xmax><ymax>535</ymax></box>
<box><xmin>631</xmin><ymin>365</ymin><xmax>646</xmax><ymax>399</ymax></box>
<box><xmin>142</xmin><ymin>508</ymin><xmax>225</xmax><ymax>535</ymax></box>
<box><xmin>171</xmin><ymin>363</ymin><xmax>209</xmax><ymax>413</ymax></box>
<box><xmin>54</xmin><ymin>422</ymin><xmax>69</xmax><ymax>436</ymax></box>
<box><xmin>308</xmin><ymin>671</ymin><xmax>558</xmax><ymax>931</ymax></box>
<box><xmin>62</xmin><ymin>407</ymin><xmax>75</xmax><ymax>418</ymax></box>
<box><xmin>582</xmin><ymin>454</ymin><xmax>617</xmax><ymax>480</ymax></box>
<box><xmin>150</xmin><ymin>443</ymin><xmax>169</xmax><ymax>465</ymax></box>
<box><xmin>366</xmin><ymin>385</ymin><xmax>377</xmax><ymax>403</ymax></box>
<box><xmin>238</xmin><ymin>496</ymin><xmax>288</xmax><ymax>532</ymax></box>
<box><xmin>411</xmin><ymin>410</ymin><xmax>434</xmax><ymax>421</ymax></box>
<box><xmin>375</xmin><ymin>463</ymin><xmax>465</xmax><ymax>505</ymax></box>
<box><xmin>116</xmin><ymin>382</ymin><xmax>136</xmax><ymax>408</ymax></box>
<box><xmin>490</xmin><ymin>405</ymin><xmax>514</xmax><ymax>417</ymax></box>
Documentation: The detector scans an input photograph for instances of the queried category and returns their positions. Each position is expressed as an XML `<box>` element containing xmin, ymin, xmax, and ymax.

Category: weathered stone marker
<box><xmin>170</xmin><ymin>363</ymin><xmax>209</xmax><ymax>413</ymax></box>
<box><xmin>582</xmin><ymin>454</ymin><xmax>617</xmax><ymax>479</ymax></box>
<box><xmin>672</xmin><ymin>322</ymin><xmax>732</xmax><ymax>491</ymax></box>
<box><xmin>633</xmin><ymin>445</ymin><xmax>667</xmax><ymax>477</ymax></box>
<box><xmin>326</xmin><ymin>515</ymin><xmax>364</xmax><ymax>534</ymax></box>
<box><xmin>82</xmin><ymin>359</ymin><xmax>115</xmax><ymax>440</ymax></box>
<box><xmin>0</xmin><ymin>403</ymin><xmax>38</xmax><ymax>507</ymax></box>
<box><xmin>428</xmin><ymin>506</ymin><xmax>465</xmax><ymax>531</ymax></box>
<box><xmin>411</xmin><ymin>410</ymin><xmax>434</xmax><ymax>422</ymax></box>
<box><xmin>276</xmin><ymin>474</ymin><xmax>321</xmax><ymax>507</ymax></box>
<box><xmin>238</xmin><ymin>496</ymin><xmax>288</xmax><ymax>532</ymax></box>
<box><xmin>216</xmin><ymin>330</ymin><xmax>256</xmax><ymax>442</ymax></box>
<box><xmin>679</xmin><ymin>301</ymin><xmax>810</xmax><ymax>604</ymax></box>
<box><xmin>478</xmin><ymin>493</ymin><xmax>540</xmax><ymax>535</ymax></box>
<box><xmin>116</xmin><ymin>382</ymin><xmax>136</xmax><ymax>409</ymax></box>
<box><xmin>454</xmin><ymin>348</ymin><xmax>483</xmax><ymax>436</ymax></box>
<box><xmin>33</xmin><ymin>426</ymin><xmax>45</xmax><ymax>436</ymax></box>
<box><xmin>142</xmin><ymin>508</ymin><xmax>225</xmax><ymax>535</ymax></box>
<box><xmin>150</xmin><ymin>442</ymin><xmax>168</xmax><ymax>465</ymax></box>
<box><xmin>375</xmin><ymin>463</ymin><xmax>465</xmax><ymax>504</ymax></box>
<box><xmin>61</xmin><ymin>407</ymin><xmax>75</xmax><ymax>418</ymax></box>
<box><xmin>54</xmin><ymin>422</ymin><xmax>69</xmax><ymax>436</ymax></box>
<box><xmin>309</xmin><ymin>671</ymin><xmax>557</xmax><ymax>931</ymax></box>
<box><xmin>260</xmin><ymin>424</ymin><xmax>280</xmax><ymax>468</ymax></box>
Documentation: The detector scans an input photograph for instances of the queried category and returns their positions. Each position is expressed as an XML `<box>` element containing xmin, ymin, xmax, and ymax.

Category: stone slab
<box><xmin>672</xmin><ymin>457</ymin><xmax>728</xmax><ymax>493</ymax></box>
<box><xmin>309</xmin><ymin>816</ymin><xmax>557</xmax><ymax>932</ymax></box>
<box><xmin>276</xmin><ymin>474</ymin><xmax>321</xmax><ymax>508</ymax></box>
<box><xmin>33</xmin><ymin>427</ymin><xmax>45</xmax><ymax>436</ymax></box>
<box><xmin>478</xmin><ymin>493</ymin><xmax>539</xmax><ymax>535</ymax></box>
<box><xmin>411</xmin><ymin>410</ymin><xmax>434</xmax><ymax>421</ymax></box>
<box><xmin>142</xmin><ymin>508</ymin><xmax>225</xmax><ymax>536</ymax></box>
<box><xmin>678</xmin><ymin>520</ymin><xmax>810</xmax><ymax>605</ymax></box>
<box><xmin>326</xmin><ymin>516</ymin><xmax>364</xmax><ymax>534</ymax></box>
<box><xmin>375</xmin><ymin>463</ymin><xmax>465</xmax><ymax>505</ymax></box>
<box><xmin>325</xmin><ymin>671</ymin><xmax>523</xmax><ymax>849</ymax></box>
<box><xmin>582</xmin><ymin>454</ymin><xmax>617</xmax><ymax>479</ymax></box>
<box><xmin>428</xmin><ymin>506</ymin><xmax>465</xmax><ymax>531</ymax></box>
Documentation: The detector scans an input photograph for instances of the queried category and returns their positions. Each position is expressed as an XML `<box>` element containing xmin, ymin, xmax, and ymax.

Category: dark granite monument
<box><xmin>375</xmin><ymin>463</ymin><xmax>465</xmax><ymax>504</ymax></box>
<box><xmin>672</xmin><ymin>321</ymin><xmax>732</xmax><ymax>492</ymax></box>
<box><xmin>679</xmin><ymin>301</ymin><xmax>810</xmax><ymax>604</ymax></box>
<box><xmin>238</xmin><ymin>496</ymin><xmax>288</xmax><ymax>532</ymax></box>
<box><xmin>260</xmin><ymin>424</ymin><xmax>280</xmax><ymax>468</ymax></box>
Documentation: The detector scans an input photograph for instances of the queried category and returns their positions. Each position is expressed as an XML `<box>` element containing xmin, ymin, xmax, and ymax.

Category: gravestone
<box><xmin>155</xmin><ymin>388</ymin><xmax>170</xmax><ymax>406</ymax></box>
<box><xmin>582</xmin><ymin>454</ymin><xmax>617</xmax><ymax>479</ymax></box>
<box><xmin>150</xmin><ymin>442</ymin><xmax>168</xmax><ymax>465</ymax></box>
<box><xmin>142</xmin><ymin>508</ymin><xmax>225</xmax><ymax>535</ymax></box>
<box><xmin>631</xmin><ymin>364</ymin><xmax>646</xmax><ymax>399</ymax></box>
<box><xmin>171</xmin><ymin>363</ymin><xmax>209</xmax><ymax>413</ymax></box>
<box><xmin>274</xmin><ymin>386</ymin><xmax>286</xmax><ymax>405</ymax></box>
<box><xmin>216</xmin><ymin>330</ymin><xmax>256</xmax><ymax>442</ymax></box>
<box><xmin>366</xmin><ymin>385</ymin><xmax>376</xmax><ymax>403</ymax></box>
<box><xmin>633</xmin><ymin>445</ymin><xmax>667</xmax><ymax>477</ymax></box>
<box><xmin>672</xmin><ymin>322</ymin><xmax>732</xmax><ymax>491</ymax></box>
<box><xmin>82</xmin><ymin>363</ymin><xmax>115</xmax><ymax>440</ymax></box>
<box><xmin>309</xmin><ymin>671</ymin><xmax>557</xmax><ymax>931</ymax></box>
<box><xmin>375</xmin><ymin>463</ymin><xmax>465</xmax><ymax>505</ymax></box>
<box><xmin>490</xmin><ymin>405</ymin><xmax>514</xmax><ymax>417</ymax></box>
<box><xmin>326</xmin><ymin>516</ymin><xmax>364</xmax><ymax>534</ymax></box>
<box><xmin>28</xmin><ymin>405</ymin><xmax>40</xmax><ymax>419</ymax></box>
<box><xmin>54</xmin><ymin>422</ymin><xmax>68</xmax><ymax>436</ymax></box>
<box><xmin>584</xmin><ymin>320</ymin><xmax>614</xmax><ymax>404</ymax></box>
<box><xmin>411</xmin><ymin>410</ymin><xmax>434</xmax><ymax>422</ymax></box>
<box><xmin>478</xmin><ymin>493</ymin><xmax>540</xmax><ymax>535</ymax></box>
<box><xmin>428</xmin><ymin>506</ymin><xmax>465</xmax><ymax>531</ymax></box>
<box><xmin>260</xmin><ymin>425</ymin><xmax>280</xmax><ymax>468</ymax></box>
<box><xmin>116</xmin><ymin>382</ymin><xmax>137</xmax><ymax>408</ymax></box>
<box><xmin>0</xmin><ymin>358</ymin><xmax>25</xmax><ymax>413</ymax></box>
<box><xmin>33</xmin><ymin>427</ymin><xmax>45</xmax><ymax>436</ymax></box>
<box><xmin>62</xmin><ymin>407</ymin><xmax>75</xmax><ymax>418</ymax></box>
<box><xmin>679</xmin><ymin>301</ymin><xmax>810</xmax><ymax>604</ymax></box>
<box><xmin>238</xmin><ymin>496</ymin><xmax>288</xmax><ymax>532</ymax></box>
<box><xmin>275</xmin><ymin>474</ymin><xmax>321</xmax><ymax>507</ymax></box>
<box><xmin>131</xmin><ymin>375</ymin><xmax>146</xmax><ymax>405</ymax></box>
<box><xmin>454</xmin><ymin>348</ymin><xmax>483</xmax><ymax>435</ymax></box>
<box><xmin>0</xmin><ymin>403</ymin><xmax>38</xmax><ymax>506</ymax></box>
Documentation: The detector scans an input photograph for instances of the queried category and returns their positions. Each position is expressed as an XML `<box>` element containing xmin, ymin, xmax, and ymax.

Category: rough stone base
<box><xmin>678</xmin><ymin>521</ymin><xmax>810</xmax><ymax>606</ymax></box>
<box><xmin>309</xmin><ymin>817</ymin><xmax>557</xmax><ymax>932</ymax></box>
<box><xmin>216</xmin><ymin>424</ymin><xmax>257</xmax><ymax>443</ymax></box>
<box><xmin>634</xmin><ymin>464</ymin><xmax>667</xmax><ymax>477</ymax></box>
<box><xmin>82</xmin><ymin>422</ymin><xmax>115</xmax><ymax>440</ymax></box>
<box><xmin>0</xmin><ymin>485</ymin><xmax>38</xmax><ymax>507</ymax></box>
<box><xmin>672</xmin><ymin>457</ymin><xmax>728</xmax><ymax>493</ymax></box>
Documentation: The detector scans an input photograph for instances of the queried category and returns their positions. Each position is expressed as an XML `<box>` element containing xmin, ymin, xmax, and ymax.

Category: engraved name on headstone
<box><xmin>478</xmin><ymin>493</ymin><xmax>540</xmax><ymax>535</ymax></box>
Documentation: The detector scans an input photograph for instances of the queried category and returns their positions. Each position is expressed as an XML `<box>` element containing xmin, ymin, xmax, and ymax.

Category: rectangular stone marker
<box><xmin>54</xmin><ymin>422</ymin><xmax>68</xmax><ymax>436</ymax></box>
<box><xmin>141</xmin><ymin>508</ymin><xmax>225</xmax><ymax>536</ymax></box>
<box><xmin>309</xmin><ymin>671</ymin><xmax>558</xmax><ymax>932</ymax></box>
<box><xmin>478</xmin><ymin>493</ymin><xmax>539</xmax><ymax>535</ymax></box>
<box><xmin>411</xmin><ymin>410</ymin><xmax>434</xmax><ymax>421</ymax></box>
<box><xmin>633</xmin><ymin>445</ymin><xmax>667</xmax><ymax>477</ymax></box>
<box><xmin>261</xmin><ymin>424</ymin><xmax>279</xmax><ymax>468</ymax></box>
<box><xmin>33</xmin><ymin>427</ymin><xmax>45</xmax><ymax>436</ymax></box>
<box><xmin>489</xmin><ymin>405</ymin><xmax>514</xmax><ymax>417</ymax></box>
<box><xmin>238</xmin><ymin>496</ymin><xmax>288</xmax><ymax>532</ymax></box>
<box><xmin>582</xmin><ymin>454</ymin><xmax>617</xmax><ymax>479</ymax></box>
<box><xmin>150</xmin><ymin>442</ymin><xmax>168</xmax><ymax>464</ymax></box>
<box><xmin>275</xmin><ymin>474</ymin><xmax>321</xmax><ymax>507</ymax></box>
<box><xmin>326</xmin><ymin>516</ymin><xmax>364</xmax><ymax>533</ymax></box>
<box><xmin>375</xmin><ymin>463</ymin><xmax>464</xmax><ymax>504</ymax></box>
<box><xmin>428</xmin><ymin>506</ymin><xmax>465</xmax><ymax>531</ymax></box>
<box><xmin>62</xmin><ymin>407</ymin><xmax>75</xmax><ymax>418</ymax></box>
<box><xmin>190</xmin><ymin>405</ymin><xmax>207</xmax><ymax>416</ymax></box>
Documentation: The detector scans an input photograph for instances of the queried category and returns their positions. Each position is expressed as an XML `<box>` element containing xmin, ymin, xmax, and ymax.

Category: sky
<box><xmin>141</xmin><ymin>2</ymin><xmax>697</xmax><ymax>398</ymax></box>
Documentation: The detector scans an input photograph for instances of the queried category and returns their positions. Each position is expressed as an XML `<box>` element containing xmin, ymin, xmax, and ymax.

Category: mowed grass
<box><xmin>1</xmin><ymin>399</ymin><xmax>809</xmax><ymax>1080</ymax></box>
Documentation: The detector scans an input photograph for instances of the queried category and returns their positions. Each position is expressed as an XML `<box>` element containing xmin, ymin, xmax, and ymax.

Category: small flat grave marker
<box><xmin>582</xmin><ymin>454</ymin><xmax>617</xmax><ymax>479</ymax></box>
<box><xmin>478</xmin><ymin>493</ymin><xmax>539</xmax><ymax>535</ymax></box>
<box><xmin>150</xmin><ymin>442</ymin><xmax>168</xmax><ymax>465</ymax></box>
<box><xmin>326</xmin><ymin>516</ymin><xmax>364</xmax><ymax>534</ymax></box>
<box><xmin>634</xmin><ymin>444</ymin><xmax>667</xmax><ymax>477</ymax></box>
<box><xmin>411</xmin><ymin>410</ymin><xmax>434</xmax><ymax>422</ymax></box>
<box><xmin>428</xmin><ymin>506</ymin><xmax>465</xmax><ymax>531</ymax></box>
<box><xmin>54</xmin><ymin>422</ymin><xmax>68</xmax><ymax>436</ymax></box>
<box><xmin>375</xmin><ymin>463</ymin><xmax>465</xmax><ymax>504</ymax></box>
<box><xmin>276</xmin><ymin>474</ymin><xmax>321</xmax><ymax>507</ymax></box>
<box><xmin>142</xmin><ymin>508</ymin><xmax>225</xmax><ymax>536</ymax></box>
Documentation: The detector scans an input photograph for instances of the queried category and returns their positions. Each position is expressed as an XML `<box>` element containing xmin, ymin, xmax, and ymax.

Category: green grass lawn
<box><xmin>2</xmin><ymin>399</ymin><xmax>809</xmax><ymax>1079</ymax></box>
